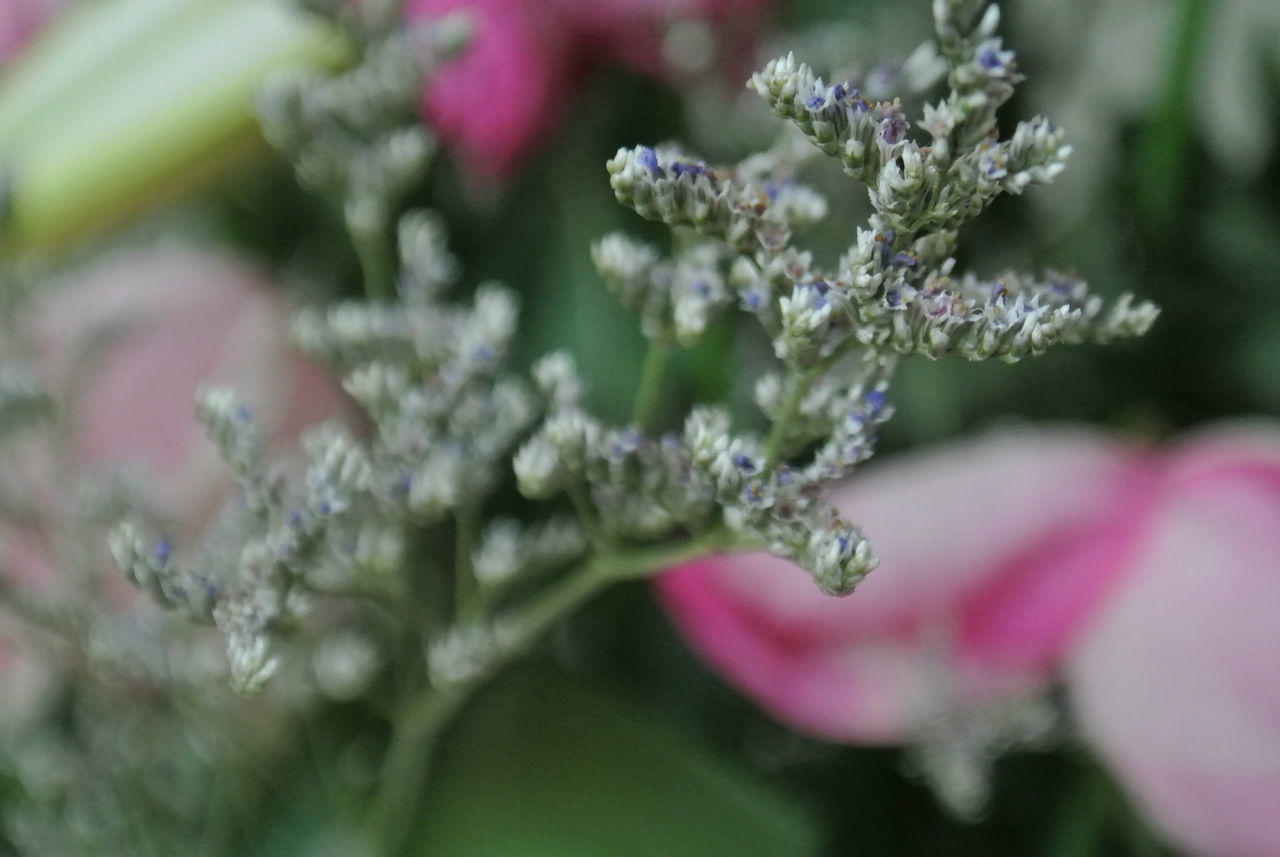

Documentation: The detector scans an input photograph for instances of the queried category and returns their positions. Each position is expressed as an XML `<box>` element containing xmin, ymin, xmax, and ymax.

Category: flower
<box><xmin>657</xmin><ymin>426</ymin><xmax>1154</xmax><ymax>743</ymax></box>
<box><xmin>1067</xmin><ymin>424</ymin><xmax>1280</xmax><ymax>857</ymax></box>
<box><xmin>0</xmin><ymin>246</ymin><xmax>347</xmax><ymax>713</ymax></box>
<box><xmin>658</xmin><ymin>422</ymin><xmax>1280</xmax><ymax>854</ymax></box>
<box><xmin>31</xmin><ymin>246</ymin><xmax>348</xmax><ymax>535</ymax></box>
<box><xmin>407</xmin><ymin>0</ymin><xmax>770</xmax><ymax>177</ymax></box>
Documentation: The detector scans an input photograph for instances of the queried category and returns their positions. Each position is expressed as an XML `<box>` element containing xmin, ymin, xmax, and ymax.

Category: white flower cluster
<box><xmin>514</xmin><ymin>353</ymin><xmax>720</xmax><ymax>541</ymax></box>
<box><xmin>106</xmin><ymin>0</ymin><xmax>1160</xmax><ymax>694</ymax></box>
<box><xmin>257</xmin><ymin>11</ymin><xmax>468</xmax><ymax>256</ymax></box>
<box><xmin>597</xmin><ymin>0</ymin><xmax>1158</xmax><ymax>591</ymax></box>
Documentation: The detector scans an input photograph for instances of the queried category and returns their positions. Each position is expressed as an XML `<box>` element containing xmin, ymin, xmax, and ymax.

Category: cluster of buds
<box><xmin>106</xmin><ymin>0</ymin><xmax>1159</xmax><ymax>693</ymax></box>
<box><xmin>258</xmin><ymin>9</ymin><xmax>469</xmax><ymax>267</ymax></box>
<box><xmin>596</xmin><ymin>0</ymin><xmax>1157</xmax><ymax>592</ymax></box>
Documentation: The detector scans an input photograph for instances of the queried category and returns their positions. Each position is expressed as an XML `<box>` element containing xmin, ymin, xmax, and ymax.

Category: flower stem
<box><xmin>361</xmin><ymin>526</ymin><xmax>743</xmax><ymax>854</ymax></box>
<box><xmin>631</xmin><ymin>338</ymin><xmax>670</xmax><ymax>432</ymax></box>
<box><xmin>762</xmin><ymin>365</ymin><xmax>821</xmax><ymax>471</ymax></box>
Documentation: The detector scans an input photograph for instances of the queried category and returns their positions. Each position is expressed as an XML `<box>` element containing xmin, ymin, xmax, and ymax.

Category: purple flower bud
<box><xmin>637</xmin><ymin>146</ymin><xmax>663</xmax><ymax>177</ymax></box>
<box><xmin>733</xmin><ymin>453</ymin><xmax>756</xmax><ymax>472</ymax></box>
<box><xmin>153</xmin><ymin>539</ymin><xmax>171</xmax><ymax>564</ymax></box>
<box><xmin>978</xmin><ymin>49</ymin><xmax>1002</xmax><ymax>70</ymax></box>
<box><xmin>880</xmin><ymin>111</ymin><xmax>908</xmax><ymax>144</ymax></box>
<box><xmin>890</xmin><ymin>252</ymin><xmax>918</xmax><ymax>269</ymax></box>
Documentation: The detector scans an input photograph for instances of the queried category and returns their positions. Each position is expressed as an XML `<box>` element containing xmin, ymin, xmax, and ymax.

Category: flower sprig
<box><xmin>99</xmin><ymin>2</ymin><xmax>1157</xmax><ymax>852</ymax></box>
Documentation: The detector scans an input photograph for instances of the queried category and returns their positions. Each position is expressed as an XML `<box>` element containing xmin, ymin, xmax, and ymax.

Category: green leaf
<box><xmin>412</xmin><ymin>664</ymin><xmax>818</xmax><ymax>857</ymax></box>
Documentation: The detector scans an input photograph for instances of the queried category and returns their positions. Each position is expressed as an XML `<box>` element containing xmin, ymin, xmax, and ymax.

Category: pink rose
<box><xmin>1068</xmin><ymin>425</ymin><xmax>1280</xmax><ymax>857</ymax></box>
<box><xmin>657</xmin><ymin>427</ymin><xmax>1154</xmax><ymax>742</ymax></box>
<box><xmin>407</xmin><ymin>0</ymin><xmax>771</xmax><ymax>178</ymax></box>
<box><xmin>658</xmin><ymin>422</ymin><xmax>1280</xmax><ymax>855</ymax></box>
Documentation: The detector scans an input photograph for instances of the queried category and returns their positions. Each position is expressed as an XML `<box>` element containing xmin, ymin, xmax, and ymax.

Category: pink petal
<box><xmin>409</xmin><ymin>0</ymin><xmax>572</xmax><ymax>178</ymax></box>
<box><xmin>34</xmin><ymin>245</ymin><xmax>349</xmax><ymax>535</ymax></box>
<box><xmin>1068</xmin><ymin>429</ymin><xmax>1280</xmax><ymax>857</ymax></box>
<box><xmin>657</xmin><ymin>426</ymin><xmax>1151</xmax><ymax>742</ymax></box>
<box><xmin>0</xmin><ymin>0</ymin><xmax>60</xmax><ymax>67</ymax></box>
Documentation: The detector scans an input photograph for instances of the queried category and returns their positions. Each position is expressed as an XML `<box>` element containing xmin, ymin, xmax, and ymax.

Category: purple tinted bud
<box><xmin>831</xmin><ymin>84</ymin><xmax>847</xmax><ymax>100</ymax></box>
<box><xmin>637</xmin><ymin>146</ymin><xmax>663</xmax><ymax>177</ymax></box>
<box><xmin>978</xmin><ymin>49</ymin><xmax>1002</xmax><ymax>70</ymax></box>
<box><xmin>672</xmin><ymin>161</ymin><xmax>707</xmax><ymax>178</ymax></box>
<box><xmin>233</xmin><ymin>406</ymin><xmax>252</xmax><ymax>423</ymax></box>
<box><xmin>152</xmin><ymin>539</ymin><xmax>171</xmax><ymax>564</ymax></box>
<box><xmin>880</xmin><ymin>110</ymin><xmax>908</xmax><ymax>144</ymax></box>
<box><xmin>865</xmin><ymin>389</ymin><xmax>885</xmax><ymax>412</ymax></box>
<box><xmin>733</xmin><ymin>453</ymin><xmax>756</xmax><ymax>472</ymax></box>
<box><xmin>889</xmin><ymin>252</ymin><xmax>918</xmax><ymax>269</ymax></box>
<box><xmin>693</xmin><ymin>279</ymin><xmax>712</xmax><ymax>297</ymax></box>
<box><xmin>316</xmin><ymin>501</ymin><xmax>332</xmax><ymax>516</ymax></box>
<box><xmin>885</xmin><ymin>289</ymin><xmax>902</xmax><ymax>307</ymax></box>
<box><xmin>808</xmin><ymin>95</ymin><xmax>826</xmax><ymax>109</ymax></box>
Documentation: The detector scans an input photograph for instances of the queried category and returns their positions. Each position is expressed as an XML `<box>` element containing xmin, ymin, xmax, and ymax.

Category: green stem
<box><xmin>631</xmin><ymin>338</ymin><xmax>670</xmax><ymax>431</ymax></box>
<box><xmin>366</xmin><ymin>682</ymin><xmax>469</xmax><ymax>854</ymax></box>
<box><xmin>352</xmin><ymin>221</ymin><xmax>394</xmax><ymax>302</ymax></box>
<box><xmin>361</xmin><ymin>526</ymin><xmax>742</xmax><ymax>854</ymax></box>
<box><xmin>567</xmin><ymin>481</ymin><xmax>603</xmax><ymax>547</ymax></box>
<box><xmin>761</xmin><ymin>365</ymin><xmax>821</xmax><ymax>471</ymax></box>
<box><xmin>1133</xmin><ymin>0</ymin><xmax>1212</xmax><ymax>243</ymax></box>
<box><xmin>452</xmin><ymin>502</ymin><xmax>482</xmax><ymax>621</ymax></box>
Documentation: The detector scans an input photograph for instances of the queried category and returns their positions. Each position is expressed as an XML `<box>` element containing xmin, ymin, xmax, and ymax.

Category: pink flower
<box><xmin>658</xmin><ymin>427</ymin><xmax>1155</xmax><ymax>742</ymax></box>
<box><xmin>1068</xmin><ymin>425</ymin><xmax>1280</xmax><ymax>857</ymax></box>
<box><xmin>657</xmin><ymin>422</ymin><xmax>1280</xmax><ymax>855</ymax></box>
<box><xmin>406</xmin><ymin>0</ymin><xmax>770</xmax><ymax>178</ymax></box>
<box><xmin>1</xmin><ymin>245</ymin><xmax>347</xmax><ymax>613</ymax></box>
<box><xmin>0</xmin><ymin>0</ymin><xmax>60</xmax><ymax>68</ymax></box>
<box><xmin>0</xmin><ymin>245</ymin><xmax>347</xmax><ymax>715</ymax></box>
<box><xmin>30</xmin><ymin>246</ymin><xmax>347</xmax><ymax>537</ymax></box>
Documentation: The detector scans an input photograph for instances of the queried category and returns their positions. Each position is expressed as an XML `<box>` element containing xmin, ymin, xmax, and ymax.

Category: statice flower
<box><xmin>80</xmin><ymin>4</ymin><xmax>1156</xmax><ymax>851</ymax></box>
<box><xmin>601</xmin><ymin>0</ymin><xmax>1156</xmax><ymax>592</ymax></box>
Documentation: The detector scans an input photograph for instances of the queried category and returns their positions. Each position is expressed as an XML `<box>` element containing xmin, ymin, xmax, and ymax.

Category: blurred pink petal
<box><xmin>409</xmin><ymin>0</ymin><xmax>772</xmax><ymax>177</ymax></box>
<box><xmin>410</xmin><ymin>0</ymin><xmax>572</xmax><ymax>178</ymax></box>
<box><xmin>34</xmin><ymin>246</ymin><xmax>348</xmax><ymax>535</ymax></box>
<box><xmin>2</xmin><ymin>245</ymin><xmax>345</xmax><ymax>715</ymax></box>
<box><xmin>658</xmin><ymin>427</ymin><xmax>1154</xmax><ymax>742</ymax></box>
<box><xmin>1068</xmin><ymin>424</ymin><xmax>1280</xmax><ymax>857</ymax></box>
<box><xmin>0</xmin><ymin>0</ymin><xmax>60</xmax><ymax>67</ymax></box>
